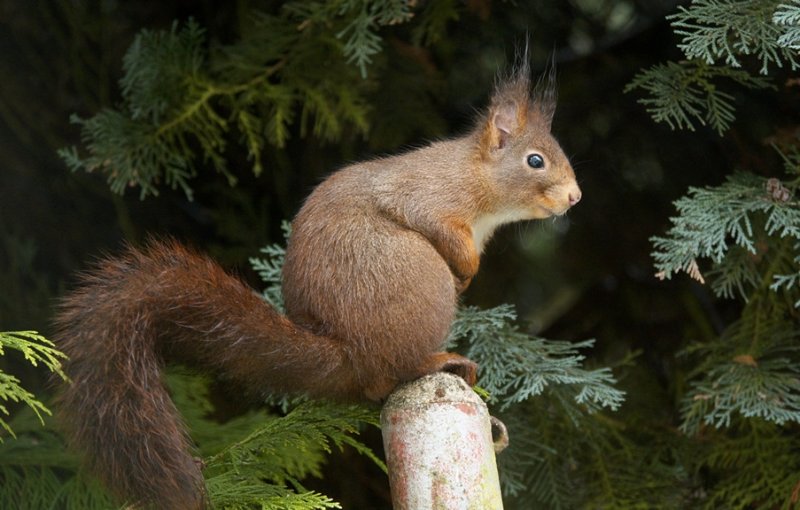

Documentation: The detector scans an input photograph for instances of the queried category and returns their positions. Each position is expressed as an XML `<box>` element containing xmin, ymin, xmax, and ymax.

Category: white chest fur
<box><xmin>471</xmin><ymin>208</ymin><xmax>531</xmax><ymax>253</ymax></box>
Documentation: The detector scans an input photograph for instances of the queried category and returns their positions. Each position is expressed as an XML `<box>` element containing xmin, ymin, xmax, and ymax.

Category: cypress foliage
<box><xmin>56</xmin><ymin>1</ymin><xmax>450</xmax><ymax>200</ymax></box>
<box><xmin>0</xmin><ymin>331</ymin><xmax>67</xmax><ymax>439</ymax></box>
<box><xmin>627</xmin><ymin>1</ymin><xmax>800</xmax><ymax>508</ymax></box>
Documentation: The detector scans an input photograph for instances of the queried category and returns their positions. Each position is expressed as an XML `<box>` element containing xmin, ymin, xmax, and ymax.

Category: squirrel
<box><xmin>54</xmin><ymin>58</ymin><xmax>581</xmax><ymax>509</ymax></box>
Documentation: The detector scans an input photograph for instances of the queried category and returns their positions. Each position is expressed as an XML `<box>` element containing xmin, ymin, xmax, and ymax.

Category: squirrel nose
<box><xmin>568</xmin><ymin>190</ymin><xmax>582</xmax><ymax>206</ymax></box>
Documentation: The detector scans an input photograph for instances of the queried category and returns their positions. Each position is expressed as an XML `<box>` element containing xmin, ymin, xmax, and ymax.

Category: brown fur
<box><xmin>54</xmin><ymin>61</ymin><xmax>580</xmax><ymax>509</ymax></box>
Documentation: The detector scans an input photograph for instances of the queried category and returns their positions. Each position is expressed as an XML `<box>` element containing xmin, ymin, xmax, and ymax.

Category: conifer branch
<box><xmin>626</xmin><ymin>0</ymin><xmax>796</xmax><ymax>135</ymax></box>
<box><xmin>59</xmin><ymin>3</ymin><xmax>422</xmax><ymax>199</ymax></box>
<box><xmin>669</xmin><ymin>0</ymin><xmax>799</xmax><ymax>74</ymax></box>
<box><xmin>450</xmin><ymin>305</ymin><xmax>625</xmax><ymax>413</ymax></box>
<box><xmin>651</xmin><ymin>172</ymin><xmax>800</xmax><ymax>298</ymax></box>
<box><xmin>0</xmin><ymin>331</ymin><xmax>67</xmax><ymax>439</ymax></box>
<box><xmin>774</xmin><ymin>1</ymin><xmax>800</xmax><ymax>49</ymax></box>
<box><xmin>625</xmin><ymin>60</ymin><xmax>771</xmax><ymax>135</ymax></box>
<box><xmin>681</xmin><ymin>354</ymin><xmax>800</xmax><ymax>433</ymax></box>
<box><xmin>701</xmin><ymin>421</ymin><xmax>800</xmax><ymax>508</ymax></box>
<box><xmin>203</xmin><ymin>401</ymin><xmax>381</xmax><ymax>508</ymax></box>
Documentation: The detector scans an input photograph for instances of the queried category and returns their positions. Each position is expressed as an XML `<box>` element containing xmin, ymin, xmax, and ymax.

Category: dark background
<box><xmin>0</xmin><ymin>0</ymin><xmax>792</xmax><ymax>507</ymax></box>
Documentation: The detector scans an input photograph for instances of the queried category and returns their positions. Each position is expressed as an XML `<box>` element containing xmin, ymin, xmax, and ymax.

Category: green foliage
<box><xmin>699</xmin><ymin>420</ymin><xmax>800</xmax><ymax>510</ymax></box>
<box><xmin>670</xmin><ymin>0</ymin><xmax>799</xmax><ymax>73</ymax></box>
<box><xmin>163</xmin><ymin>372</ymin><xmax>382</xmax><ymax>510</ymax></box>
<box><xmin>626</xmin><ymin>0</ymin><xmax>798</xmax><ymax>135</ymax></box>
<box><xmin>651</xmin><ymin>172</ymin><xmax>800</xmax><ymax>297</ymax></box>
<box><xmin>59</xmin><ymin>3</ymin><xmax>399</xmax><ymax>200</ymax></box>
<box><xmin>681</xmin><ymin>351</ymin><xmax>800</xmax><ymax>432</ymax></box>
<box><xmin>649</xmin><ymin>167</ymin><xmax>800</xmax><ymax>506</ymax></box>
<box><xmin>0</xmin><ymin>407</ymin><xmax>115</xmax><ymax>509</ymax></box>
<box><xmin>504</xmin><ymin>410</ymin><xmax>693</xmax><ymax>510</ymax></box>
<box><xmin>0</xmin><ymin>331</ymin><xmax>67</xmax><ymax>439</ymax></box>
<box><xmin>449</xmin><ymin>305</ymin><xmax>624</xmax><ymax>414</ymax></box>
<box><xmin>60</xmin><ymin>16</ymin><xmax>356</xmax><ymax>198</ymax></box>
<box><xmin>284</xmin><ymin>0</ymin><xmax>413</xmax><ymax>77</ymax></box>
<box><xmin>204</xmin><ymin>401</ymin><xmax>382</xmax><ymax>506</ymax></box>
<box><xmin>636</xmin><ymin>1</ymin><xmax>800</xmax><ymax>508</ymax></box>
<box><xmin>121</xmin><ymin>20</ymin><xmax>206</xmax><ymax>124</ymax></box>
<box><xmin>774</xmin><ymin>1</ymin><xmax>800</xmax><ymax>49</ymax></box>
<box><xmin>0</xmin><ymin>333</ymin><xmax>113</xmax><ymax>509</ymax></box>
<box><xmin>460</xmin><ymin>319</ymin><xmax>682</xmax><ymax>508</ymax></box>
<box><xmin>448</xmin><ymin>300</ymin><xmax>626</xmax><ymax>507</ymax></box>
<box><xmin>250</xmin><ymin>221</ymin><xmax>292</xmax><ymax>312</ymax></box>
<box><xmin>0</xmin><ymin>366</ymin><xmax>382</xmax><ymax>510</ymax></box>
<box><xmin>625</xmin><ymin>61</ymin><xmax>771</xmax><ymax>135</ymax></box>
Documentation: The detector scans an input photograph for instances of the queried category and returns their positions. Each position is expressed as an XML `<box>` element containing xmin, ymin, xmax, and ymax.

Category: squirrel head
<box><xmin>475</xmin><ymin>58</ymin><xmax>581</xmax><ymax>219</ymax></box>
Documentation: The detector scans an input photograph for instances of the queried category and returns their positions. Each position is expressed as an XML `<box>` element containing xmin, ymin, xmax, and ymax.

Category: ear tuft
<box><xmin>476</xmin><ymin>41</ymin><xmax>559</xmax><ymax>155</ymax></box>
<box><xmin>533</xmin><ymin>55</ymin><xmax>557</xmax><ymax>129</ymax></box>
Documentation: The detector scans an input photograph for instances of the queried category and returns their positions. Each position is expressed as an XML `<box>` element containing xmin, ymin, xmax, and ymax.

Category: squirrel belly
<box><xmin>284</xmin><ymin>167</ymin><xmax>461</xmax><ymax>399</ymax></box>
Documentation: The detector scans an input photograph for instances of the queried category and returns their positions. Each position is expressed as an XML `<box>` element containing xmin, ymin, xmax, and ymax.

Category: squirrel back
<box><xmin>55</xmin><ymin>59</ymin><xmax>580</xmax><ymax>509</ymax></box>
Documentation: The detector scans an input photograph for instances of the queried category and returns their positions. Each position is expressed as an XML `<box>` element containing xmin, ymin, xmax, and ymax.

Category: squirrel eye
<box><xmin>527</xmin><ymin>153</ymin><xmax>545</xmax><ymax>169</ymax></box>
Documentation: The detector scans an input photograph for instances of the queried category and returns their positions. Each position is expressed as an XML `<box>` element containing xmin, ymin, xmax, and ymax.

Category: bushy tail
<box><xmin>54</xmin><ymin>240</ymin><xmax>359</xmax><ymax>509</ymax></box>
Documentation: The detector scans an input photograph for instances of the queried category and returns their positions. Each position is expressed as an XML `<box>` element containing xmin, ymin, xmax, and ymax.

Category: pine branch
<box><xmin>500</xmin><ymin>397</ymin><xmax>692</xmax><ymax>509</ymax></box>
<box><xmin>770</xmin><ymin>242</ymin><xmax>800</xmax><ymax>307</ymax></box>
<box><xmin>498</xmin><ymin>409</ymin><xmax>585</xmax><ymax>509</ymax></box>
<box><xmin>625</xmin><ymin>0</ymin><xmax>796</xmax><ymax>135</ymax></box>
<box><xmin>0</xmin><ymin>466</ymin><xmax>115</xmax><ymax>510</ymax></box>
<box><xmin>206</xmin><ymin>477</ymin><xmax>342</xmax><ymax>510</ymax></box>
<box><xmin>636</xmin><ymin>2</ymin><xmax>800</xmax><ymax>507</ymax></box>
<box><xmin>121</xmin><ymin>20</ymin><xmax>206</xmax><ymax>124</ymax></box>
<box><xmin>59</xmin><ymin>1</ymin><xmax>453</xmax><ymax>200</ymax></box>
<box><xmin>158</xmin><ymin>369</ymin><xmax>383</xmax><ymax>509</ymax></box>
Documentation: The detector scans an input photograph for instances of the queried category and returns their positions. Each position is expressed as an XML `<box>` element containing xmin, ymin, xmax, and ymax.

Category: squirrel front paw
<box><xmin>455</xmin><ymin>274</ymin><xmax>473</xmax><ymax>294</ymax></box>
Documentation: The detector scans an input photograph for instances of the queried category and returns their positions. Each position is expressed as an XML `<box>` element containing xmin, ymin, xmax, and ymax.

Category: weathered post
<box><xmin>381</xmin><ymin>372</ymin><xmax>508</xmax><ymax>510</ymax></box>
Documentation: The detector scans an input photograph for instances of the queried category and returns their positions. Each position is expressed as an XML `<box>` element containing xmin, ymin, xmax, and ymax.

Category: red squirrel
<box><xmin>54</xmin><ymin>59</ymin><xmax>581</xmax><ymax>509</ymax></box>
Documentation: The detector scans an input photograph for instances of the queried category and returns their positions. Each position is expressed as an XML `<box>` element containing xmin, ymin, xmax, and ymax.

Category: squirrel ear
<box><xmin>481</xmin><ymin>47</ymin><xmax>532</xmax><ymax>152</ymax></box>
<box><xmin>492</xmin><ymin>101</ymin><xmax>522</xmax><ymax>149</ymax></box>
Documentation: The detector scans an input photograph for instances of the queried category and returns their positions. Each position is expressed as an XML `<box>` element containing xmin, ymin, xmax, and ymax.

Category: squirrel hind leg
<box><xmin>364</xmin><ymin>352</ymin><xmax>478</xmax><ymax>400</ymax></box>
